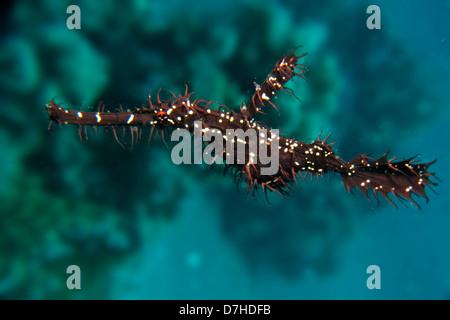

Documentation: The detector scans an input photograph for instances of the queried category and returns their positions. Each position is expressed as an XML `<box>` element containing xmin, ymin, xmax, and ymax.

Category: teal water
<box><xmin>0</xmin><ymin>0</ymin><xmax>449</xmax><ymax>299</ymax></box>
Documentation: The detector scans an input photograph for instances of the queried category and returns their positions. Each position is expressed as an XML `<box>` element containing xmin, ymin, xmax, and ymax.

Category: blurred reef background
<box><xmin>0</xmin><ymin>0</ymin><xmax>449</xmax><ymax>299</ymax></box>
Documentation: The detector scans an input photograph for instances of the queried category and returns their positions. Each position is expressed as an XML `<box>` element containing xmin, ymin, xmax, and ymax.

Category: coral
<box><xmin>0</xmin><ymin>173</ymin><xmax>133</xmax><ymax>299</ymax></box>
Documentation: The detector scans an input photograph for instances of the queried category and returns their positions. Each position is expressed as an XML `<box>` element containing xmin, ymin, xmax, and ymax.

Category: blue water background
<box><xmin>0</xmin><ymin>0</ymin><xmax>449</xmax><ymax>299</ymax></box>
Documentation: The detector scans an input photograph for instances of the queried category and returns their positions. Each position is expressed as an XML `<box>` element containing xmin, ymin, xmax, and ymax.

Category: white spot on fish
<box><xmin>127</xmin><ymin>114</ymin><xmax>134</xmax><ymax>124</ymax></box>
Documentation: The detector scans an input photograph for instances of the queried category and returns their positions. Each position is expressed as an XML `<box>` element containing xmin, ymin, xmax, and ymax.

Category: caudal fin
<box><xmin>341</xmin><ymin>153</ymin><xmax>437</xmax><ymax>208</ymax></box>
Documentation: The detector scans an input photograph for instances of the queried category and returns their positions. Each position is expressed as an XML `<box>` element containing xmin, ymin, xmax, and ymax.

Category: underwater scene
<box><xmin>0</xmin><ymin>0</ymin><xmax>449</xmax><ymax>299</ymax></box>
